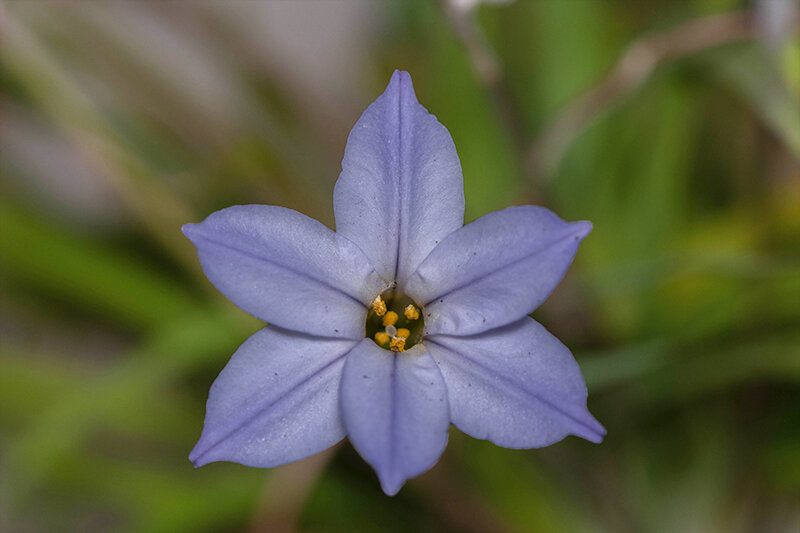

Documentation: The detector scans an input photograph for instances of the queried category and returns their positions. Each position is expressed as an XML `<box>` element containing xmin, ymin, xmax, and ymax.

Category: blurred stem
<box><xmin>437</xmin><ymin>0</ymin><xmax>533</xmax><ymax>197</ymax></box>
<box><xmin>0</xmin><ymin>202</ymin><xmax>200</xmax><ymax>331</ymax></box>
<box><xmin>418</xmin><ymin>457</ymin><xmax>512</xmax><ymax>533</ymax></box>
<box><xmin>247</xmin><ymin>446</ymin><xmax>338</xmax><ymax>533</ymax></box>
<box><xmin>526</xmin><ymin>10</ymin><xmax>783</xmax><ymax>182</ymax></box>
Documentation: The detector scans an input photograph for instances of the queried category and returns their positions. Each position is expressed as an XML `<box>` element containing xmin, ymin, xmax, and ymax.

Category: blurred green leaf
<box><xmin>457</xmin><ymin>437</ymin><xmax>599</xmax><ymax>533</ymax></box>
<box><xmin>52</xmin><ymin>456</ymin><xmax>263</xmax><ymax>533</ymax></box>
<box><xmin>0</xmin><ymin>203</ymin><xmax>199</xmax><ymax>330</ymax></box>
<box><xmin>5</xmin><ymin>308</ymin><xmax>254</xmax><ymax>503</ymax></box>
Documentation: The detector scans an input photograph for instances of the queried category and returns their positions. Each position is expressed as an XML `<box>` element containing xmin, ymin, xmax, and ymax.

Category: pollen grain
<box><xmin>404</xmin><ymin>304</ymin><xmax>420</xmax><ymax>320</ymax></box>
<box><xmin>372</xmin><ymin>296</ymin><xmax>387</xmax><ymax>317</ymax></box>
<box><xmin>390</xmin><ymin>336</ymin><xmax>406</xmax><ymax>352</ymax></box>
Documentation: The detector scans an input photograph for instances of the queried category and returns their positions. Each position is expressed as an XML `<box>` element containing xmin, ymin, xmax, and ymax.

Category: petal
<box><xmin>334</xmin><ymin>70</ymin><xmax>465</xmax><ymax>286</ymax></box>
<box><xmin>183</xmin><ymin>205</ymin><xmax>387</xmax><ymax>339</ymax></box>
<box><xmin>405</xmin><ymin>206</ymin><xmax>591</xmax><ymax>336</ymax></box>
<box><xmin>190</xmin><ymin>326</ymin><xmax>356</xmax><ymax>468</ymax></box>
<box><xmin>340</xmin><ymin>339</ymin><xmax>450</xmax><ymax>495</ymax></box>
<box><xmin>425</xmin><ymin>317</ymin><xmax>605</xmax><ymax>448</ymax></box>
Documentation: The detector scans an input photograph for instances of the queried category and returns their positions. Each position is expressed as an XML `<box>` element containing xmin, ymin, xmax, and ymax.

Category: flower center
<box><xmin>367</xmin><ymin>292</ymin><xmax>424</xmax><ymax>352</ymax></box>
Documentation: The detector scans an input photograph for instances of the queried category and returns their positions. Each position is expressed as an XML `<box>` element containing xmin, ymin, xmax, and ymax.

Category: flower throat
<box><xmin>367</xmin><ymin>292</ymin><xmax>424</xmax><ymax>352</ymax></box>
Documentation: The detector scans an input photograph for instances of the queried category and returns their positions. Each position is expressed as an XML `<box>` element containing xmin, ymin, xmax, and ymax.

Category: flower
<box><xmin>183</xmin><ymin>70</ymin><xmax>605</xmax><ymax>496</ymax></box>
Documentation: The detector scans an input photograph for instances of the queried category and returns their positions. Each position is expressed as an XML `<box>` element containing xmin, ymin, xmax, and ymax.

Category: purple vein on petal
<box><xmin>388</xmin><ymin>354</ymin><xmax>399</xmax><ymax>485</ymax></box>
<box><xmin>184</xmin><ymin>225</ymin><xmax>366</xmax><ymax>307</ymax></box>
<box><xmin>392</xmin><ymin>72</ymin><xmax>407</xmax><ymax>283</ymax></box>
<box><xmin>425</xmin><ymin>336</ymin><xmax>606</xmax><ymax>442</ymax></box>
<box><xmin>333</xmin><ymin>71</ymin><xmax>465</xmax><ymax>286</ymax></box>
<box><xmin>190</xmin><ymin>339</ymin><xmax>357</xmax><ymax>466</ymax></box>
<box><xmin>419</xmin><ymin>221</ymin><xmax>591</xmax><ymax>307</ymax></box>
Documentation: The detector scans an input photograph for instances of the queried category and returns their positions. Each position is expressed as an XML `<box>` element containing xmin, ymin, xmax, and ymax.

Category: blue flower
<box><xmin>184</xmin><ymin>71</ymin><xmax>605</xmax><ymax>495</ymax></box>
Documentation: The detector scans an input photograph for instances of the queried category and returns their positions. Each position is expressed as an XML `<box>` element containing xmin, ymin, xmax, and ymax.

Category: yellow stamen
<box><xmin>372</xmin><ymin>296</ymin><xmax>386</xmax><ymax>317</ymax></box>
<box><xmin>404</xmin><ymin>304</ymin><xmax>419</xmax><ymax>320</ymax></box>
<box><xmin>396</xmin><ymin>328</ymin><xmax>410</xmax><ymax>339</ymax></box>
<box><xmin>390</xmin><ymin>336</ymin><xmax>406</xmax><ymax>352</ymax></box>
<box><xmin>374</xmin><ymin>331</ymin><xmax>390</xmax><ymax>346</ymax></box>
<box><xmin>382</xmin><ymin>311</ymin><xmax>399</xmax><ymax>327</ymax></box>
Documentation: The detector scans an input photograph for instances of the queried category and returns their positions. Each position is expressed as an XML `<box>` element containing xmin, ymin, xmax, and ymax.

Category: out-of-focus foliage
<box><xmin>1</xmin><ymin>0</ymin><xmax>798</xmax><ymax>532</ymax></box>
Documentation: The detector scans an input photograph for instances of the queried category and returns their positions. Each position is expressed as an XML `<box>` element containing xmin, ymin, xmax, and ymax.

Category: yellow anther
<box><xmin>390</xmin><ymin>336</ymin><xmax>406</xmax><ymax>352</ymax></box>
<box><xmin>374</xmin><ymin>331</ymin><xmax>390</xmax><ymax>346</ymax></box>
<box><xmin>382</xmin><ymin>311</ymin><xmax>399</xmax><ymax>327</ymax></box>
<box><xmin>372</xmin><ymin>296</ymin><xmax>386</xmax><ymax>317</ymax></box>
<box><xmin>404</xmin><ymin>304</ymin><xmax>420</xmax><ymax>320</ymax></box>
<box><xmin>396</xmin><ymin>328</ymin><xmax>410</xmax><ymax>339</ymax></box>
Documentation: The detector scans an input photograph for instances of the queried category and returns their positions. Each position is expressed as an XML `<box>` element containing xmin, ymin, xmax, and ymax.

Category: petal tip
<box><xmin>389</xmin><ymin>69</ymin><xmax>412</xmax><ymax>85</ymax></box>
<box><xmin>573</xmin><ymin>220</ymin><xmax>593</xmax><ymax>240</ymax></box>
<box><xmin>189</xmin><ymin>449</ymin><xmax>209</xmax><ymax>468</ymax></box>
<box><xmin>376</xmin><ymin>469</ymin><xmax>407</xmax><ymax>496</ymax></box>
<box><xmin>380</xmin><ymin>481</ymin><xmax>404</xmax><ymax>497</ymax></box>
<box><xmin>578</xmin><ymin>411</ymin><xmax>607</xmax><ymax>444</ymax></box>
<box><xmin>189</xmin><ymin>436</ymin><xmax>218</xmax><ymax>468</ymax></box>
<box><xmin>189</xmin><ymin>440</ymin><xmax>203</xmax><ymax>459</ymax></box>
<box><xmin>181</xmin><ymin>222</ymin><xmax>201</xmax><ymax>242</ymax></box>
<box><xmin>384</xmin><ymin>69</ymin><xmax>417</xmax><ymax>104</ymax></box>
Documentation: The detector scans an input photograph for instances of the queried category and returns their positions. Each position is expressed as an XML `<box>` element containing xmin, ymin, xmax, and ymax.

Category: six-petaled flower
<box><xmin>184</xmin><ymin>71</ymin><xmax>605</xmax><ymax>495</ymax></box>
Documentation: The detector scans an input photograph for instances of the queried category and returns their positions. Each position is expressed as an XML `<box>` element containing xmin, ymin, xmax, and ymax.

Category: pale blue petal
<box><xmin>340</xmin><ymin>339</ymin><xmax>450</xmax><ymax>495</ymax></box>
<box><xmin>425</xmin><ymin>318</ymin><xmax>605</xmax><ymax>448</ymax></box>
<box><xmin>334</xmin><ymin>70</ymin><xmax>465</xmax><ymax>286</ymax></box>
<box><xmin>405</xmin><ymin>206</ymin><xmax>591</xmax><ymax>336</ymax></box>
<box><xmin>190</xmin><ymin>326</ymin><xmax>356</xmax><ymax>468</ymax></box>
<box><xmin>183</xmin><ymin>205</ymin><xmax>387</xmax><ymax>339</ymax></box>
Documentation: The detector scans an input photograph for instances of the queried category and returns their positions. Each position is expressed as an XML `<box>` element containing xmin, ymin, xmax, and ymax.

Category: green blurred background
<box><xmin>1</xmin><ymin>0</ymin><xmax>799</xmax><ymax>531</ymax></box>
